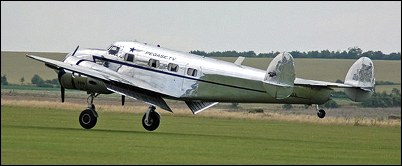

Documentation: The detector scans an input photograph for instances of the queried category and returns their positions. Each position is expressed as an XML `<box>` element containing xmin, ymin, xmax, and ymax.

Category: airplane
<box><xmin>27</xmin><ymin>41</ymin><xmax>375</xmax><ymax>131</ymax></box>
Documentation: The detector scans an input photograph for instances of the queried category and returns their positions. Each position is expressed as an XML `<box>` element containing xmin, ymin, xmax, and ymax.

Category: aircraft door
<box><xmin>163</xmin><ymin>62</ymin><xmax>185</xmax><ymax>97</ymax></box>
<box><xmin>182</xmin><ymin>64</ymin><xmax>202</xmax><ymax>96</ymax></box>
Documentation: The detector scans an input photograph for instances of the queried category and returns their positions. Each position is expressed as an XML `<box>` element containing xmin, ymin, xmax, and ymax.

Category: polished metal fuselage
<box><xmin>68</xmin><ymin>41</ymin><xmax>331</xmax><ymax>105</ymax></box>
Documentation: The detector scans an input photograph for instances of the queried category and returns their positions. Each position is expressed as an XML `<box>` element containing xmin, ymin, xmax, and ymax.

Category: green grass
<box><xmin>1</xmin><ymin>105</ymin><xmax>400</xmax><ymax>164</ymax></box>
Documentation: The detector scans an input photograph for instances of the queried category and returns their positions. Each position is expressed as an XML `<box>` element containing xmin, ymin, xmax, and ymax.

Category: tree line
<box><xmin>190</xmin><ymin>47</ymin><xmax>401</xmax><ymax>60</ymax></box>
<box><xmin>1</xmin><ymin>74</ymin><xmax>59</xmax><ymax>88</ymax></box>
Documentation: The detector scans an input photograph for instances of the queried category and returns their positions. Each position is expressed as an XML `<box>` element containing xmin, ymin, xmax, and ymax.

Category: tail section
<box><xmin>344</xmin><ymin>57</ymin><xmax>375</xmax><ymax>101</ymax></box>
<box><xmin>262</xmin><ymin>52</ymin><xmax>295</xmax><ymax>99</ymax></box>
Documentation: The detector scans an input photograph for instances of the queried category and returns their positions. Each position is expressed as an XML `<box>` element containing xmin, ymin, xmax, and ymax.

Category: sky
<box><xmin>1</xmin><ymin>1</ymin><xmax>401</xmax><ymax>54</ymax></box>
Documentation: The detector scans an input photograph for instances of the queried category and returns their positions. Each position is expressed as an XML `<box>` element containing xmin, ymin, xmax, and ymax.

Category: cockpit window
<box><xmin>108</xmin><ymin>46</ymin><xmax>120</xmax><ymax>55</ymax></box>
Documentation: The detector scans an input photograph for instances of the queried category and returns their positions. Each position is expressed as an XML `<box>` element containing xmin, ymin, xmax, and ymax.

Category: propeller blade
<box><xmin>62</xmin><ymin>45</ymin><xmax>80</xmax><ymax>61</ymax></box>
<box><xmin>71</xmin><ymin>45</ymin><xmax>80</xmax><ymax>56</ymax></box>
<box><xmin>71</xmin><ymin>45</ymin><xmax>79</xmax><ymax>56</ymax></box>
<box><xmin>61</xmin><ymin>86</ymin><xmax>65</xmax><ymax>103</ymax></box>
<box><xmin>122</xmin><ymin>95</ymin><xmax>125</xmax><ymax>106</ymax></box>
<box><xmin>58</xmin><ymin>69</ymin><xmax>66</xmax><ymax>103</ymax></box>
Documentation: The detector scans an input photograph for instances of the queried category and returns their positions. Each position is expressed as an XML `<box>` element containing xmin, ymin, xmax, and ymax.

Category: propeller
<box><xmin>71</xmin><ymin>45</ymin><xmax>79</xmax><ymax>56</ymax></box>
<box><xmin>122</xmin><ymin>95</ymin><xmax>125</xmax><ymax>106</ymax></box>
<box><xmin>61</xmin><ymin>86</ymin><xmax>65</xmax><ymax>103</ymax></box>
<box><xmin>58</xmin><ymin>69</ymin><xmax>66</xmax><ymax>103</ymax></box>
<box><xmin>59</xmin><ymin>45</ymin><xmax>79</xmax><ymax>102</ymax></box>
<box><xmin>62</xmin><ymin>45</ymin><xmax>79</xmax><ymax>61</ymax></box>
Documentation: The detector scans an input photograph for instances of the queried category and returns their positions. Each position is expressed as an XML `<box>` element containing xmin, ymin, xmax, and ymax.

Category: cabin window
<box><xmin>187</xmin><ymin>68</ymin><xmax>197</xmax><ymax>77</ymax></box>
<box><xmin>94</xmin><ymin>58</ymin><xmax>104</xmax><ymax>65</ymax></box>
<box><xmin>148</xmin><ymin>59</ymin><xmax>160</xmax><ymax>68</ymax></box>
<box><xmin>167</xmin><ymin>63</ymin><xmax>179</xmax><ymax>72</ymax></box>
<box><xmin>108</xmin><ymin>46</ymin><xmax>120</xmax><ymax>55</ymax></box>
<box><xmin>124</xmin><ymin>53</ymin><xmax>134</xmax><ymax>62</ymax></box>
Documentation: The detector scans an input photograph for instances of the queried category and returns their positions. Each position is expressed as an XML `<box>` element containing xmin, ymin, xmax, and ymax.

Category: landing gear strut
<box><xmin>79</xmin><ymin>93</ymin><xmax>99</xmax><ymax>129</ymax></box>
<box><xmin>316</xmin><ymin>105</ymin><xmax>326</xmax><ymax>118</ymax></box>
<box><xmin>142</xmin><ymin>105</ymin><xmax>161</xmax><ymax>131</ymax></box>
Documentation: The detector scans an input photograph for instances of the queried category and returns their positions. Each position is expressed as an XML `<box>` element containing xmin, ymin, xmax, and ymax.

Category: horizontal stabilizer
<box><xmin>185</xmin><ymin>101</ymin><xmax>219</xmax><ymax>114</ymax></box>
<box><xmin>234</xmin><ymin>56</ymin><xmax>245</xmax><ymax>65</ymax></box>
<box><xmin>262</xmin><ymin>52</ymin><xmax>295</xmax><ymax>99</ymax></box>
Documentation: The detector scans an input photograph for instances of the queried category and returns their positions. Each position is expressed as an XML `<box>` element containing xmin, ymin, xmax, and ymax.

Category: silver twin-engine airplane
<box><xmin>27</xmin><ymin>41</ymin><xmax>375</xmax><ymax>131</ymax></box>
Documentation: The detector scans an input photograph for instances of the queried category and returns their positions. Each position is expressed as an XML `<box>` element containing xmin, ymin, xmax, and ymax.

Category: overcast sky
<box><xmin>1</xmin><ymin>1</ymin><xmax>401</xmax><ymax>54</ymax></box>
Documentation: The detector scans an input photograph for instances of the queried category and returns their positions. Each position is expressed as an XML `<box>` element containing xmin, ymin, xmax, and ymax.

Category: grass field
<box><xmin>1</xmin><ymin>51</ymin><xmax>400</xmax><ymax>93</ymax></box>
<box><xmin>1</xmin><ymin>104</ymin><xmax>401</xmax><ymax>165</ymax></box>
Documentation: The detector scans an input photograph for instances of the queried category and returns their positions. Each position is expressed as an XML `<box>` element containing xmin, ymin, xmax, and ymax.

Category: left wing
<box><xmin>27</xmin><ymin>55</ymin><xmax>173</xmax><ymax>112</ymax></box>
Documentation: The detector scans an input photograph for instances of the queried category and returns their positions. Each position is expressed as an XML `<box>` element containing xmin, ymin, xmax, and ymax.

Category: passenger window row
<box><xmin>123</xmin><ymin>53</ymin><xmax>197</xmax><ymax>77</ymax></box>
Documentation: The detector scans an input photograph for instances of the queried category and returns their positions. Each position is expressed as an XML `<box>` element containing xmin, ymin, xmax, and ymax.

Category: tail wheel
<box><xmin>317</xmin><ymin>109</ymin><xmax>326</xmax><ymax>118</ymax></box>
<box><xmin>142</xmin><ymin>111</ymin><xmax>160</xmax><ymax>131</ymax></box>
<box><xmin>79</xmin><ymin>109</ymin><xmax>97</xmax><ymax>129</ymax></box>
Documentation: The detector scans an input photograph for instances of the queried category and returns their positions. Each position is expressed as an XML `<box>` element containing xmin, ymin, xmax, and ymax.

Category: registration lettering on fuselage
<box><xmin>145</xmin><ymin>51</ymin><xmax>177</xmax><ymax>61</ymax></box>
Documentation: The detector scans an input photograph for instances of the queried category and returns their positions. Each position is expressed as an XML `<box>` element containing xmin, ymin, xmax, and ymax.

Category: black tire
<box><xmin>142</xmin><ymin>111</ymin><xmax>160</xmax><ymax>131</ymax></box>
<box><xmin>79</xmin><ymin>109</ymin><xmax>97</xmax><ymax>129</ymax></box>
<box><xmin>317</xmin><ymin>109</ymin><xmax>326</xmax><ymax>118</ymax></box>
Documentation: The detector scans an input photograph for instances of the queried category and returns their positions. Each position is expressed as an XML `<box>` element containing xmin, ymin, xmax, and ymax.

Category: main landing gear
<box><xmin>77</xmin><ymin>93</ymin><xmax>161</xmax><ymax>131</ymax></box>
<box><xmin>315</xmin><ymin>105</ymin><xmax>326</xmax><ymax>118</ymax></box>
<box><xmin>79</xmin><ymin>93</ymin><xmax>99</xmax><ymax>129</ymax></box>
<box><xmin>142</xmin><ymin>105</ymin><xmax>161</xmax><ymax>131</ymax></box>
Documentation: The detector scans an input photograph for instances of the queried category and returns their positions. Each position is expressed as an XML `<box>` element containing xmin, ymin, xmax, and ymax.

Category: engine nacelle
<box><xmin>59</xmin><ymin>71</ymin><xmax>112</xmax><ymax>94</ymax></box>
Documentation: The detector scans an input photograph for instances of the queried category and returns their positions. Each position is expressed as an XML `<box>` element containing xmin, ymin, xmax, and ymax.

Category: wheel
<box><xmin>317</xmin><ymin>109</ymin><xmax>326</xmax><ymax>118</ymax></box>
<box><xmin>142</xmin><ymin>111</ymin><xmax>160</xmax><ymax>131</ymax></box>
<box><xmin>79</xmin><ymin>109</ymin><xmax>97</xmax><ymax>129</ymax></box>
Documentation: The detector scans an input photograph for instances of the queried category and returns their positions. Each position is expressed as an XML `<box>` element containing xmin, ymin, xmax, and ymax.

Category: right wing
<box><xmin>26</xmin><ymin>55</ymin><xmax>173</xmax><ymax>112</ymax></box>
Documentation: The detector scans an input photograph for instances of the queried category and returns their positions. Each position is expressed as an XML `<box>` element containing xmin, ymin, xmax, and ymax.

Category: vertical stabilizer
<box><xmin>262</xmin><ymin>52</ymin><xmax>295</xmax><ymax>99</ymax></box>
<box><xmin>344</xmin><ymin>57</ymin><xmax>375</xmax><ymax>101</ymax></box>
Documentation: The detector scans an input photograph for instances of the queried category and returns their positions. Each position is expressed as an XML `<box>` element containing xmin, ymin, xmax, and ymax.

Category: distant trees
<box><xmin>190</xmin><ymin>50</ymin><xmax>257</xmax><ymax>57</ymax></box>
<box><xmin>31</xmin><ymin>74</ymin><xmax>59</xmax><ymax>88</ymax></box>
<box><xmin>361</xmin><ymin>89</ymin><xmax>401</xmax><ymax>108</ymax></box>
<box><xmin>1</xmin><ymin>75</ymin><xmax>8</xmax><ymax>85</ymax></box>
<box><xmin>190</xmin><ymin>47</ymin><xmax>401</xmax><ymax>60</ymax></box>
<box><xmin>31</xmin><ymin>74</ymin><xmax>45</xmax><ymax>86</ymax></box>
<box><xmin>20</xmin><ymin>77</ymin><xmax>25</xmax><ymax>85</ymax></box>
